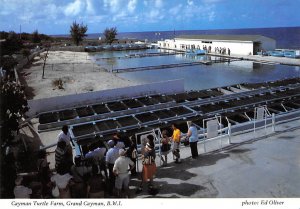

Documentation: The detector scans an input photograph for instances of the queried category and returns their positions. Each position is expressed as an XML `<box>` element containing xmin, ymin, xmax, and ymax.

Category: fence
<box><xmin>41</xmin><ymin>63</ymin><xmax>104</xmax><ymax>74</ymax></box>
<box><xmin>133</xmin><ymin>106</ymin><xmax>300</xmax><ymax>167</ymax></box>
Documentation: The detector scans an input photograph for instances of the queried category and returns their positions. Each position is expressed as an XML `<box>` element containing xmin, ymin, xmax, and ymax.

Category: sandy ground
<box><xmin>23</xmin><ymin>51</ymin><xmax>140</xmax><ymax>99</ymax></box>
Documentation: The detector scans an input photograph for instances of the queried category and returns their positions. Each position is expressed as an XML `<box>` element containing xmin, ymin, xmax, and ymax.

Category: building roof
<box><xmin>175</xmin><ymin>35</ymin><xmax>274</xmax><ymax>42</ymax></box>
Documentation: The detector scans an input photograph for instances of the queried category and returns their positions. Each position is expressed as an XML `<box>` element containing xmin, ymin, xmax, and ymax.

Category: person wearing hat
<box><xmin>107</xmin><ymin>139</ymin><xmax>115</xmax><ymax>148</ymax></box>
<box><xmin>14</xmin><ymin>176</ymin><xmax>32</xmax><ymax>198</ymax></box>
<box><xmin>137</xmin><ymin>135</ymin><xmax>157</xmax><ymax>192</ymax></box>
<box><xmin>113</xmin><ymin>149</ymin><xmax>134</xmax><ymax>197</ymax></box>
<box><xmin>186</xmin><ymin>121</ymin><xmax>199</xmax><ymax>159</ymax></box>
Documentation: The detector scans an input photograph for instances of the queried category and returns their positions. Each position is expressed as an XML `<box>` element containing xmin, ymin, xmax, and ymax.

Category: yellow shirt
<box><xmin>172</xmin><ymin>128</ymin><xmax>181</xmax><ymax>143</ymax></box>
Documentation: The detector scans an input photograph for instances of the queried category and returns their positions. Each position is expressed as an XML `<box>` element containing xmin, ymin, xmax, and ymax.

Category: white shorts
<box><xmin>115</xmin><ymin>173</ymin><xmax>130</xmax><ymax>190</ymax></box>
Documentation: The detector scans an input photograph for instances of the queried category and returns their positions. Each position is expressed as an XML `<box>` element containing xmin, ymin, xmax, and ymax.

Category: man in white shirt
<box><xmin>57</xmin><ymin>125</ymin><xmax>74</xmax><ymax>163</ymax></box>
<box><xmin>113</xmin><ymin>149</ymin><xmax>134</xmax><ymax>198</ymax></box>
<box><xmin>85</xmin><ymin>146</ymin><xmax>108</xmax><ymax>178</ymax></box>
<box><xmin>105</xmin><ymin>141</ymin><xmax>124</xmax><ymax>195</ymax></box>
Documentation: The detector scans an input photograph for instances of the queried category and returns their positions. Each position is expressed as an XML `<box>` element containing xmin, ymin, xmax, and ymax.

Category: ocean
<box><xmin>86</xmin><ymin>27</ymin><xmax>300</xmax><ymax>49</ymax></box>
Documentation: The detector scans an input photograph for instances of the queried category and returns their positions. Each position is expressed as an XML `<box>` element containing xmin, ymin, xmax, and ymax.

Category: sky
<box><xmin>0</xmin><ymin>0</ymin><xmax>300</xmax><ymax>35</ymax></box>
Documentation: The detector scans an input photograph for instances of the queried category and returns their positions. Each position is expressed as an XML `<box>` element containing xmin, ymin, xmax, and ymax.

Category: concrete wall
<box><xmin>27</xmin><ymin>79</ymin><xmax>185</xmax><ymax>117</ymax></box>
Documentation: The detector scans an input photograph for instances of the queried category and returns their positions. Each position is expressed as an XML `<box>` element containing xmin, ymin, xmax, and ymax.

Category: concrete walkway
<box><xmin>209</xmin><ymin>53</ymin><xmax>300</xmax><ymax>66</ymax></box>
<box><xmin>132</xmin><ymin>120</ymin><xmax>300</xmax><ymax>198</ymax></box>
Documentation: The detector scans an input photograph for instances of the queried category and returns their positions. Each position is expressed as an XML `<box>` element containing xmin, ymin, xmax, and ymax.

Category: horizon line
<box><xmin>48</xmin><ymin>25</ymin><xmax>300</xmax><ymax>36</ymax></box>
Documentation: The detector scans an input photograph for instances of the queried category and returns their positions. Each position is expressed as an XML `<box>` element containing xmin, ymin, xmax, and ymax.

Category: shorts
<box><xmin>172</xmin><ymin>142</ymin><xmax>180</xmax><ymax>152</ymax></box>
<box><xmin>115</xmin><ymin>173</ymin><xmax>130</xmax><ymax>190</ymax></box>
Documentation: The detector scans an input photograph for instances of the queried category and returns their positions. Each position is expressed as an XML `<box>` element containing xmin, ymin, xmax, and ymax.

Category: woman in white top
<box><xmin>14</xmin><ymin>176</ymin><xmax>32</xmax><ymax>198</ymax></box>
<box><xmin>50</xmin><ymin>167</ymin><xmax>73</xmax><ymax>198</ymax></box>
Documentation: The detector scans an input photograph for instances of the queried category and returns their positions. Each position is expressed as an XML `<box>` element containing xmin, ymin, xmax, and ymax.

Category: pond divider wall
<box><xmin>27</xmin><ymin>79</ymin><xmax>184</xmax><ymax>117</ymax></box>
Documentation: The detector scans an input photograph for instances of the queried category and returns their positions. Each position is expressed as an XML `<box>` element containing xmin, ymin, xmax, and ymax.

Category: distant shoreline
<box><xmin>51</xmin><ymin>27</ymin><xmax>300</xmax><ymax>49</ymax></box>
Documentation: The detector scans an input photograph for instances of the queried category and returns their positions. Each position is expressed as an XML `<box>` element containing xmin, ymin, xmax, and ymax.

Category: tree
<box><xmin>1</xmin><ymin>55</ymin><xmax>18</xmax><ymax>71</ymax></box>
<box><xmin>0</xmin><ymin>55</ymin><xmax>18</xmax><ymax>80</ymax></box>
<box><xmin>32</xmin><ymin>30</ymin><xmax>41</xmax><ymax>43</ymax></box>
<box><xmin>0</xmin><ymin>31</ymin><xmax>23</xmax><ymax>55</ymax></box>
<box><xmin>70</xmin><ymin>21</ymin><xmax>88</xmax><ymax>46</ymax></box>
<box><xmin>103</xmin><ymin>27</ymin><xmax>117</xmax><ymax>45</ymax></box>
<box><xmin>21</xmin><ymin>49</ymin><xmax>31</xmax><ymax>62</ymax></box>
<box><xmin>0</xmin><ymin>80</ymin><xmax>29</xmax><ymax>148</ymax></box>
<box><xmin>41</xmin><ymin>46</ymin><xmax>50</xmax><ymax>79</ymax></box>
<box><xmin>0</xmin><ymin>80</ymin><xmax>28</xmax><ymax>198</ymax></box>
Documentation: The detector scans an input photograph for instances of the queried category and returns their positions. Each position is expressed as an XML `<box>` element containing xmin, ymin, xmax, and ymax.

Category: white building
<box><xmin>157</xmin><ymin>35</ymin><xmax>276</xmax><ymax>56</ymax></box>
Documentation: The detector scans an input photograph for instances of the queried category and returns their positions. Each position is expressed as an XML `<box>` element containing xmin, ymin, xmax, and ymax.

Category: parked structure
<box><xmin>158</xmin><ymin>35</ymin><xmax>276</xmax><ymax>56</ymax></box>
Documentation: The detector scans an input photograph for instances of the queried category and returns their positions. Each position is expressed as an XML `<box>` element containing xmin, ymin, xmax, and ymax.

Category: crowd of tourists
<box><xmin>13</xmin><ymin>121</ymin><xmax>200</xmax><ymax>198</ymax></box>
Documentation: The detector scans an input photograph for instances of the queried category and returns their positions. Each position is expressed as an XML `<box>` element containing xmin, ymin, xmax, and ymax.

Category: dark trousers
<box><xmin>129</xmin><ymin>157</ymin><xmax>137</xmax><ymax>175</ymax></box>
<box><xmin>190</xmin><ymin>141</ymin><xmax>198</xmax><ymax>158</ymax></box>
<box><xmin>108</xmin><ymin>164</ymin><xmax>115</xmax><ymax>195</ymax></box>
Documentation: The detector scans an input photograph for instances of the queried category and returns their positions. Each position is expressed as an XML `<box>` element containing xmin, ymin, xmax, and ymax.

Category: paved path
<box><xmin>209</xmin><ymin>53</ymin><xmax>300</xmax><ymax>66</ymax></box>
<box><xmin>132</xmin><ymin>120</ymin><xmax>300</xmax><ymax>198</ymax></box>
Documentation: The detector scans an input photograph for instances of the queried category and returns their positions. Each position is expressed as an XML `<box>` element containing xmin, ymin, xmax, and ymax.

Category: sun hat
<box><xmin>119</xmin><ymin>149</ymin><xmax>126</xmax><ymax>156</ymax></box>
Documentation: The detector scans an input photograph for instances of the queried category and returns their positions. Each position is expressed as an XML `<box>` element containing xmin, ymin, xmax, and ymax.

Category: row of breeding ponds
<box><xmin>38</xmin><ymin>78</ymin><xmax>300</xmax><ymax>148</ymax></box>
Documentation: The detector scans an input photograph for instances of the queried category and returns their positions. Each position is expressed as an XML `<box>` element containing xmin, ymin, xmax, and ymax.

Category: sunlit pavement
<box><xmin>132</xmin><ymin>120</ymin><xmax>300</xmax><ymax>198</ymax></box>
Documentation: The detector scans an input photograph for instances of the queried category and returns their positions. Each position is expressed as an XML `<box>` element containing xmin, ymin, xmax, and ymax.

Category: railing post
<box><xmin>272</xmin><ymin>113</ymin><xmax>276</xmax><ymax>132</ymax></box>
<box><xmin>228</xmin><ymin>123</ymin><xmax>232</xmax><ymax>144</ymax></box>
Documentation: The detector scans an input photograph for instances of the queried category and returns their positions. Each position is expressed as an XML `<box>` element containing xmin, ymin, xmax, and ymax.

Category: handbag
<box><xmin>52</xmin><ymin>185</ymin><xmax>60</xmax><ymax>198</ymax></box>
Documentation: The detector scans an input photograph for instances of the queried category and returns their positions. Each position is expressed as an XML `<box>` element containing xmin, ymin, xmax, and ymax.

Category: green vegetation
<box><xmin>32</xmin><ymin>30</ymin><xmax>41</xmax><ymax>43</ymax></box>
<box><xmin>70</xmin><ymin>21</ymin><xmax>88</xmax><ymax>46</ymax></box>
<box><xmin>0</xmin><ymin>30</ymin><xmax>51</xmax><ymax>57</ymax></box>
<box><xmin>103</xmin><ymin>27</ymin><xmax>117</xmax><ymax>45</ymax></box>
<box><xmin>21</xmin><ymin>48</ymin><xmax>31</xmax><ymax>62</ymax></box>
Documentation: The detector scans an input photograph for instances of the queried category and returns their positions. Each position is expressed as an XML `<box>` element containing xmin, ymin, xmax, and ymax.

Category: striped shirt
<box><xmin>55</xmin><ymin>147</ymin><xmax>66</xmax><ymax>169</ymax></box>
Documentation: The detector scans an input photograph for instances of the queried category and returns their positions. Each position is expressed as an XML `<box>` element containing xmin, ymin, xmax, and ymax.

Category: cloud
<box><xmin>187</xmin><ymin>0</ymin><xmax>194</xmax><ymax>6</ymax></box>
<box><xmin>86</xmin><ymin>0</ymin><xmax>95</xmax><ymax>14</ymax></box>
<box><xmin>0</xmin><ymin>0</ymin><xmax>220</xmax><ymax>33</ymax></box>
<box><xmin>202</xmin><ymin>0</ymin><xmax>223</xmax><ymax>3</ymax></box>
<box><xmin>169</xmin><ymin>4</ymin><xmax>183</xmax><ymax>16</ymax></box>
<box><xmin>64</xmin><ymin>0</ymin><xmax>84</xmax><ymax>16</ymax></box>
<box><xmin>128</xmin><ymin>0</ymin><xmax>137</xmax><ymax>13</ymax></box>
<box><xmin>103</xmin><ymin>0</ymin><xmax>121</xmax><ymax>13</ymax></box>
<box><xmin>155</xmin><ymin>0</ymin><xmax>163</xmax><ymax>8</ymax></box>
<box><xmin>208</xmin><ymin>11</ymin><xmax>216</xmax><ymax>21</ymax></box>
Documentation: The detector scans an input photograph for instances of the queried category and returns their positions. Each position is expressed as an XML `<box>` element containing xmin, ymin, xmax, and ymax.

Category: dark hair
<box><xmin>38</xmin><ymin>150</ymin><xmax>47</xmax><ymax>158</ymax></box>
<box><xmin>56</xmin><ymin>165</ymin><xmax>66</xmax><ymax>175</ymax></box>
<box><xmin>161</xmin><ymin>129</ymin><xmax>169</xmax><ymax>137</ymax></box>
<box><xmin>147</xmin><ymin>134</ymin><xmax>154</xmax><ymax>142</ymax></box>
<box><xmin>62</xmin><ymin>125</ymin><xmax>68</xmax><ymax>133</ymax></box>
<box><xmin>172</xmin><ymin>123</ymin><xmax>178</xmax><ymax>128</ymax></box>
<box><xmin>148</xmin><ymin>140</ymin><xmax>155</xmax><ymax>149</ymax></box>
<box><xmin>74</xmin><ymin>155</ymin><xmax>82</xmax><ymax>166</ymax></box>
<box><xmin>57</xmin><ymin>141</ymin><xmax>66</xmax><ymax>149</ymax></box>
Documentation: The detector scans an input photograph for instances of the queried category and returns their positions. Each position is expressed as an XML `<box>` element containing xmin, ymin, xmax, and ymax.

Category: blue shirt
<box><xmin>105</xmin><ymin>147</ymin><xmax>120</xmax><ymax>164</ymax></box>
<box><xmin>188</xmin><ymin>126</ymin><xmax>198</xmax><ymax>142</ymax></box>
